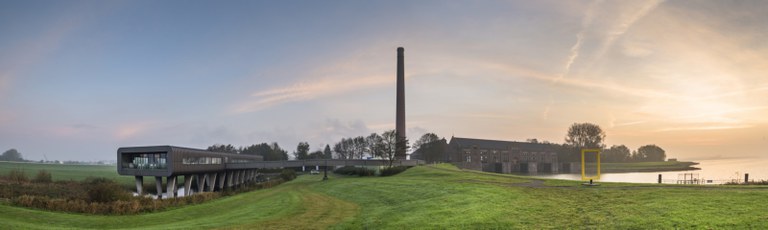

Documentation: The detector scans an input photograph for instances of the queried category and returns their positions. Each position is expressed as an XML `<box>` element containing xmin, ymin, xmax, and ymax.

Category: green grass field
<box><xmin>0</xmin><ymin>161</ymin><xmax>132</xmax><ymax>185</ymax></box>
<box><xmin>1</xmin><ymin>163</ymin><xmax>767</xmax><ymax>229</ymax></box>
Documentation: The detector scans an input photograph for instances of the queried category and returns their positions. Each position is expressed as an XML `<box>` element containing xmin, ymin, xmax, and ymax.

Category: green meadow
<box><xmin>1</xmin><ymin>163</ymin><xmax>767</xmax><ymax>229</ymax></box>
<box><xmin>0</xmin><ymin>161</ymin><xmax>131</xmax><ymax>184</ymax></box>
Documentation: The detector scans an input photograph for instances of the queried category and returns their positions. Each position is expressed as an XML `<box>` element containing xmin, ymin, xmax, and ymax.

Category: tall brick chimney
<box><xmin>396</xmin><ymin>47</ymin><xmax>406</xmax><ymax>160</ymax></box>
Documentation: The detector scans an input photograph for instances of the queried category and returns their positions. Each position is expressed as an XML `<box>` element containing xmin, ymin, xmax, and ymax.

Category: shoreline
<box><xmin>598</xmin><ymin>161</ymin><xmax>700</xmax><ymax>173</ymax></box>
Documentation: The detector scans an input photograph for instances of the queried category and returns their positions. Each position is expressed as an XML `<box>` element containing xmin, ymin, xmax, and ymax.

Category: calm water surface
<box><xmin>532</xmin><ymin>158</ymin><xmax>768</xmax><ymax>184</ymax></box>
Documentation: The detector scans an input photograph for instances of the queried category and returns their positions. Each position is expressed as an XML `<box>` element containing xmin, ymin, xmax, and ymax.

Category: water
<box><xmin>532</xmin><ymin>158</ymin><xmax>768</xmax><ymax>184</ymax></box>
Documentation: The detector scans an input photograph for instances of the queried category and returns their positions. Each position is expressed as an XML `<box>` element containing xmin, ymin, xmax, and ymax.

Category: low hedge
<box><xmin>380</xmin><ymin>166</ymin><xmax>411</xmax><ymax>177</ymax></box>
<box><xmin>333</xmin><ymin>166</ymin><xmax>375</xmax><ymax>176</ymax></box>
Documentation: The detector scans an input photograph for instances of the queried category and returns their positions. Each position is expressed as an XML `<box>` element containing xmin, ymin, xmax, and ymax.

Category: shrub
<box><xmin>8</xmin><ymin>169</ymin><xmax>28</xmax><ymax>183</ymax></box>
<box><xmin>380</xmin><ymin>166</ymin><xmax>411</xmax><ymax>177</ymax></box>
<box><xmin>333</xmin><ymin>166</ymin><xmax>375</xmax><ymax>176</ymax></box>
<box><xmin>33</xmin><ymin>170</ymin><xmax>52</xmax><ymax>183</ymax></box>
<box><xmin>280</xmin><ymin>169</ymin><xmax>296</xmax><ymax>181</ymax></box>
<box><xmin>85</xmin><ymin>178</ymin><xmax>131</xmax><ymax>203</ymax></box>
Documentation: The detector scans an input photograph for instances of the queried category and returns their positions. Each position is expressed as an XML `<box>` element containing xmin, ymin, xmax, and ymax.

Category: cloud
<box><xmin>233</xmin><ymin>76</ymin><xmax>390</xmax><ymax>113</ymax></box>
<box><xmin>621</xmin><ymin>41</ymin><xmax>654</xmax><ymax>57</ymax></box>
<box><xmin>115</xmin><ymin>122</ymin><xmax>152</xmax><ymax>140</ymax></box>
<box><xmin>51</xmin><ymin>124</ymin><xmax>102</xmax><ymax>137</ymax></box>
<box><xmin>655</xmin><ymin>124</ymin><xmax>753</xmax><ymax>132</ymax></box>
<box><xmin>593</xmin><ymin>0</ymin><xmax>664</xmax><ymax>62</ymax></box>
<box><xmin>558</xmin><ymin>0</ymin><xmax>600</xmax><ymax>80</ymax></box>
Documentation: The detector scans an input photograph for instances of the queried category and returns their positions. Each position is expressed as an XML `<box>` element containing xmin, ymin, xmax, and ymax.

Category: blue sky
<box><xmin>1</xmin><ymin>0</ymin><xmax>768</xmax><ymax>161</ymax></box>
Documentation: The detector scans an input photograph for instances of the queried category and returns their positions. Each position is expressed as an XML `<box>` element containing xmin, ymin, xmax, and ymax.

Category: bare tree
<box><xmin>352</xmin><ymin>136</ymin><xmax>367</xmax><ymax>159</ymax></box>
<box><xmin>381</xmin><ymin>130</ymin><xmax>409</xmax><ymax>167</ymax></box>
<box><xmin>333</xmin><ymin>138</ymin><xmax>353</xmax><ymax>159</ymax></box>
<box><xmin>365</xmin><ymin>133</ymin><xmax>384</xmax><ymax>159</ymax></box>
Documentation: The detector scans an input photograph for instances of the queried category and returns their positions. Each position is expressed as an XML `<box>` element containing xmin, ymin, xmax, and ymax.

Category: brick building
<box><xmin>443</xmin><ymin>137</ymin><xmax>560</xmax><ymax>173</ymax></box>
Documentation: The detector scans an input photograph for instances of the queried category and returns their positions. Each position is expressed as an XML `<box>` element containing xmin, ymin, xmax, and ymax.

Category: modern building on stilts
<box><xmin>117</xmin><ymin>145</ymin><xmax>423</xmax><ymax>198</ymax></box>
<box><xmin>117</xmin><ymin>146</ymin><xmax>263</xmax><ymax>199</ymax></box>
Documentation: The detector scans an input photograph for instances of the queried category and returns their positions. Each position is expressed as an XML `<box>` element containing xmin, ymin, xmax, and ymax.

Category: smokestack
<box><xmin>396</xmin><ymin>47</ymin><xmax>406</xmax><ymax>160</ymax></box>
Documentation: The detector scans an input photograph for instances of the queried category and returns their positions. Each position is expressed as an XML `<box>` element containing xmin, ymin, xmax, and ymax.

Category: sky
<box><xmin>1</xmin><ymin>0</ymin><xmax>767</xmax><ymax>162</ymax></box>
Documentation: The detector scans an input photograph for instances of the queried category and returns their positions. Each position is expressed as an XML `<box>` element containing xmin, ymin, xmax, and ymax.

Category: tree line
<box><xmin>207</xmin><ymin>122</ymin><xmax>668</xmax><ymax>165</ymax></box>
<box><xmin>404</xmin><ymin>123</ymin><xmax>668</xmax><ymax>164</ymax></box>
<box><xmin>206</xmin><ymin>143</ymin><xmax>290</xmax><ymax>161</ymax></box>
<box><xmin>329</xmin><ymin>129</ymin><xmax>408</xmax><ymax>167</ymax></box>
<box><xmin>207</xmin><ymin>129</ymin><xmax>410</xmax><ymax>167</ymax></box>
<box><xmin>561</xmin><ymin>122</ymin><xmax>667</xmax><ymax>163</ymax></box>
<box><xmin>0</xmin><ymin>149</ymin><xmax>24</xmax><ymax>162</ymax></box>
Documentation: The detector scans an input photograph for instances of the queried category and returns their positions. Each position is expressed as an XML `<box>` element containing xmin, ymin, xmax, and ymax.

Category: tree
<box><xmin>365</xmin><ymin>133</ymin><xmax>384</xmax><ymax>159</ymax></box>
<box><xmin>413</xmin><ymin>133</ymin><xmax>445</xmax><ymax>163</ymax></box>
<box><xmin>1</xmin><ymin>149</ymin><xmax>23</xmax><ymax>162</ymax></box>
<box><xmin>564</xmin><ymin>123</ymin><xmax>606</xmax><ymax>149</ymax></box>
<box><xmin>381</xmin><ymin>130</ymin><xmax>409</xmax><ymax>167</ymax></box>
<box><xmin>352</xmin><ymin>136</ymin><xmax>367</xmax><ymax>159</ymax></box>
<box><xmin>206</xmin><ymin>144</ymin><xmax>238</xmax><ymax>154</ymax></box>
<box><xmin>270</xmin><ymin>142</ymin><xmax>289</xmax><ymax>161</ymax></box>
<box><xmin>333</xmin><ymin>138</ymin><xmax>353</xmax><ymax>159</ymax></box>
<box><xmin>240</xmin><ymin>143</ymin><xmax>287</xmax><ymax>161</ymax></box>
<box><xmin>293</xmin><ymin>142</ymin><xmax>310</xmax><ymax>160</ymax></box>
<box><xmin>637</xmin><ymin>144</ymin><xmax>666</xmax><ymax>162</ymax></box>
<box><xmin>602</xmin><ymin>145</ymin><xmax>630</xmax><ymax>162</ymax></box>
<box><xmin>323</xmin><ymin>144</ymin><xmax>332</xmax><ymax>159</ymax></box>
<box><xmin>308</xmin><ymin>150</ymin><xmax>324</xmax><ymax>159</ymax></box>
<box><xmin>413</xmin><ymin>133</ymin><xmax>440</xmax><ymax>150</ymax></box>
<box><xmin>241</xmin><ymin>143</ymin><xmax>272</xmax><ymax>156</ymax></box>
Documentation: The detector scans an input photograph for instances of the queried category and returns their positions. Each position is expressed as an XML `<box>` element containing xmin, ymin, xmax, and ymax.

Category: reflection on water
<box><xmin>531</xmin><ymin>158</ymin><xmax>768</xmax><ymax>184</ymax></box>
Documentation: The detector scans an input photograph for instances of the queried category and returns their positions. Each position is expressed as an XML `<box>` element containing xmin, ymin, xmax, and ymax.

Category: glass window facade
<box><xmin>122</xmin><ymin>153</ymin><xmax>167</xmax><ymax>169</ymax></box>
<box><xmin>182</xmin><ymin>157</ymin><xmax>223</xmax><ymax>165</ymax></box>
<box><xmin>228</xmin><ymin>158</ymin><xmax>256</xmax><ymax>163</ymax></box>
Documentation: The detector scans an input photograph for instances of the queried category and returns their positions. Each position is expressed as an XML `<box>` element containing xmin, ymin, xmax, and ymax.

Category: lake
<box><xmin>531</xmin><ymin>158</ymin><xmax>768</xmax><ymax>184</ymax></box>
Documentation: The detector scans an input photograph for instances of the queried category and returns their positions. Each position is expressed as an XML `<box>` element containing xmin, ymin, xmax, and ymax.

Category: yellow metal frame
<box><xmin>581</xmin><ymin>149</ymin><xmax>601</xmax><ymax>181</ymax></box>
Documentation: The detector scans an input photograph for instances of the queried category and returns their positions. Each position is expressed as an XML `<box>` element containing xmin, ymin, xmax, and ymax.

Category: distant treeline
<box><xmin>0</xmin><ymin>149</ymin><xmax>24</xmax><ymax>162</ymax></box>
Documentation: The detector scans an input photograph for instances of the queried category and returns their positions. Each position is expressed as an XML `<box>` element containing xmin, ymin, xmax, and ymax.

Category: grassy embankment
<box><xmin>598</xmin><ymin>161</ymin><xmax>699</xmax><ymax>173</ymax></box>
<box><xmin>2</xmin><ymin>163</ymin><xmax>768</xmax><ymax>229</ymax></box>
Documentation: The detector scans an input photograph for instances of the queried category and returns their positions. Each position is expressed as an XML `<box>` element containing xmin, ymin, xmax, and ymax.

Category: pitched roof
<box><xmin>448</xmin><ymin>137</ymin><xmax>558</xmax><ymax>152</ymax></box>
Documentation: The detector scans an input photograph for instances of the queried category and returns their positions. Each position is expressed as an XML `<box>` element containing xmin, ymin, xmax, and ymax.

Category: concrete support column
<box><xmin>155</xmin><ymin>176</ymin><xmax>163</xmax><ymax>199</ymax></box>
<box><xmin>184</xmin><ymin>175</ymin><xmax>193</xmax><ymax>196</ymax></box>
<box><xmin>135</xmin><ymin>176</ymin><xmax>144</xmax><ymax>195</ymax></box>
<box><xmin>208</xmin><ymin>173</ymin><xmax>218</xmax><ymax>192</ymax></box>
<box><xmin>227</xmin><ymin>171</ymin><xmax>234</xmax><ymax>188</ymax></box>
<box><xmin>302</xmin><ymin>166</ymin><xmax>306</xmax><ymax>172</ymax></box>
<box><xmin>316</xmin><ymin>165</ymin><xmax>319</xmax><ymax>171</ymax></box>
<box><xmin>166</xmin><ymin>176</ymin><xmax>177</xmax><ymax>198</ymax></box>
<box><xmin>197</xmin><ymin>174</ymin><xmax>207</xmax><ymax>193</ymax></box>
<box><xmin>240</xmin><ymin>170</ymin><xmax>245</xmax><ymax>184</ymax></box>
<box><xmin>218</xmin><ymin>172</ymin><xmax>226</xmax><ymax>190</ymax></box>
<box><xmin>234</xmin><ymin>171</ymin><xmax>240</xmax><ymax>186</ymax></box>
